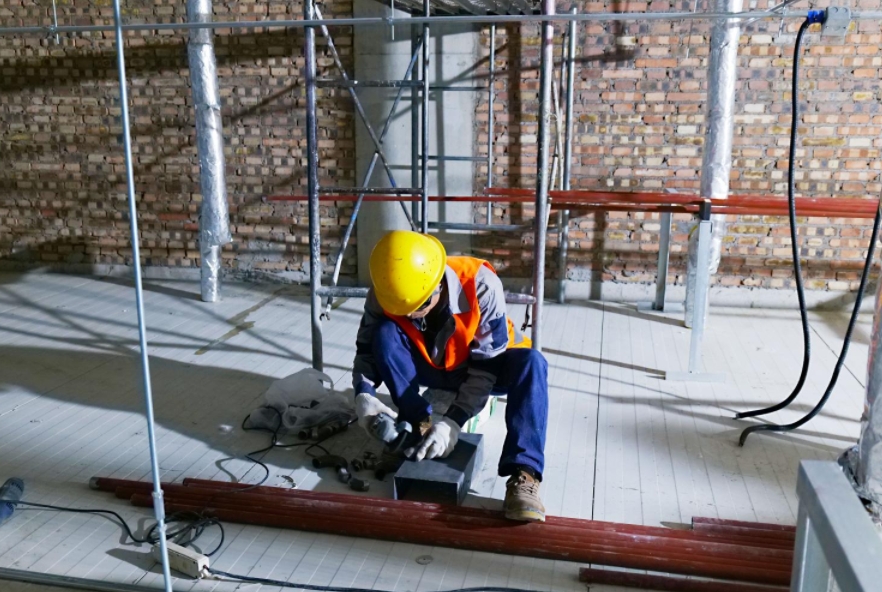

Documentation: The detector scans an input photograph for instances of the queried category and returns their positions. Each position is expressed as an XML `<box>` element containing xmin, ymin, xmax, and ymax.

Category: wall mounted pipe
<box><xmin>685</xmin><ymin>0</ymin><xmax>741</xmax><ymax>327</ymax></box>
<box><xmin>187</xmin><ymin>0</ymin><xmax>231</xmax><ymax>303</ymax></box>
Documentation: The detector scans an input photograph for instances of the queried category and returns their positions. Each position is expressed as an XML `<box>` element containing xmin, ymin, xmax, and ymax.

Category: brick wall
<box><xmin>0</xmin><ymin>0</ymin><xmax>356</xmax><ymax>277</ymax></box>
<box><xmin>2</xmin><ymin>0</ymin><xmax>881</xmax><ymax>292</ymax></box>
<box><xmin>474</xmin><ymin>0</ymin><xmax>882</xmax><ymax>291</ymax></box>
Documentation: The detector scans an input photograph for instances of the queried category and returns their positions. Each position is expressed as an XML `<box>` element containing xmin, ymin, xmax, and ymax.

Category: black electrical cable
<box><xmin>735</xmin><ymin>18</ymin><xmax>814</xmax><ymax>424</ymax></box>
<box><xmin>8</xmin><ymin>501</ymin><xmax>226</xmax><ymax>557</ymax></box>
<box><xmin>739</xmin><ymin>204</ymin><xmax>881</xmax><ymax>444</ymax></box>
<box><xmin>237</xmin><ymin>406</ymin><xmax>339</xmax><ymax>491</ymax></box>
<box><xmin>738</xmin><ymin>14</ymin><xmax>882</xmax><ymax>444</ymax></box>
<box><xmin>207</xmin><ymin>568</ymin><xmax>541</xmax><ymax>592</ymax></box>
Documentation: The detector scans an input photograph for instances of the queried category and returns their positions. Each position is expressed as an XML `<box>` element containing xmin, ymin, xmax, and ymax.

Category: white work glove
<box><xmin>354</xmin><ymin>392</ymin><xmax>397</xmax><ymax>432</ymax></box>
<box><xmin>406</xmin><ymin>417</ymin><xmax>461</xmax><ymax>461</ymax></box>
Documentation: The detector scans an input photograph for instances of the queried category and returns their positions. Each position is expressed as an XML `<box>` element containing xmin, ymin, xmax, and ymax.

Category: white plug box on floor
<box><xmin>152</xmin><ymin>541</ymin><xmax>209</xmax><ymax>579</ymax></box>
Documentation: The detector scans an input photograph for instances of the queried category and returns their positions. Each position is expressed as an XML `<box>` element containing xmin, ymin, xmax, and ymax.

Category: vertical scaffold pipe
<box><xmin>110</xmin><ymin>0</ymin><xmax>173</xmax><ymax>589</ymax></box>
<box><xmin>532</xmin><ymin>0</ymin><xmax>555</xmax><ymax>350</ymax></box>
<box><xmin>420</xmin><ymin>0</ymin><xmax>430</xmax><ymax>233</ymax></box>
<box><xmin>305</xmin><ymin>0</ymin><xmax>323</xmax><ymax>371</ymax></box>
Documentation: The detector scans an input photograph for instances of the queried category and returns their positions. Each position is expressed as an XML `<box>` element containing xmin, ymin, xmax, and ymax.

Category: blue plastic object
<box><xmin>0</xmin><ymin>478</ymin><xmax>24</xmax><ymax>526</ymax></box>
<box><xmin>807</xmin><ymin>9</ymin><xmax>826</xmax><ymax>24</ymax></box>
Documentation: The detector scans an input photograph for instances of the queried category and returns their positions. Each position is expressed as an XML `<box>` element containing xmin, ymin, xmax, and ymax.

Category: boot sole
<box><xmin>504</xmin><ymin>508</ymin><xmax>546</xmax><ymax>523</ymax></box>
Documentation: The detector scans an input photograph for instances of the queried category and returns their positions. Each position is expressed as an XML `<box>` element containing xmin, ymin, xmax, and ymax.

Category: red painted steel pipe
<box><xmin>96</xmin><ymin>477</ymin><xmax>792</xmax><ymax>552</ymax></box>
<box><xmin>693</xmin><ymin>517</ymin><xmax>796</xmax><ymax>534</ymax></box>
<box><xmin>130</xmin><ymin>495</ymin><xmax>791</xmax><ymax>586</ymax></box>
<box><xmin>128</xmin><ymin>487</ymin><xmax>792</xmax><ymax>568</ymax></box>
<box><xmin>691</xmin><ymin>518</ymin><xmax>796</xmax><ymax>543</ymax></box>
<box><xmin>181</xmin><ymin>480</ymin><xmax>792</xmax><ymax>549</ymax></box>
<box><xmin>133</xmin><ymin>479</ymin><xmax>794</xmax><ymax>553</ymax></box>
<box><xmin>95</xmin><ymin>477</ymin><xmax>791</xmax><ymax>584</ymax></box>
<box><xmin>579</xmin><ymin>568</ymin><xmax>789</xmax><ymax>592</ymax></box>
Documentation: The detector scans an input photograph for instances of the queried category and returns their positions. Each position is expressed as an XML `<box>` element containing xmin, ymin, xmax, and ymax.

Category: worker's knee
<box><xmin>512</xmin><ymin>348</ymin><xmax>548</xmax><ymax>375</ymax></box>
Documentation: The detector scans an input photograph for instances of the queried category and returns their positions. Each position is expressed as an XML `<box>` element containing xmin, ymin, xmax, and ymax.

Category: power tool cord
<box><xmin>238</xmin><ymin>405</ymin><xmax>342</xmax><ymax>490</ymax></box>
<box><xmin>737</xmin><ymin>14</ymin><xmax>882</xmax><ymax>444</ymax></box>
<box><xmin>206</xmin><ymin>568</ymin><xmax>540</xmax><ymax>592</ymax></box>
<box><xmin>7</xmin><ymin>500</ymin><xmax>537</xmax><ymax>592</ymax></box>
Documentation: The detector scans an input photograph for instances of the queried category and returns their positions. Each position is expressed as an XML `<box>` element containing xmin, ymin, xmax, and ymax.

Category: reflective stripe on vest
<box><xmin>386</xmin><ymin>256</ymin><xmax>531</xmax><ymax>370</ymax></box>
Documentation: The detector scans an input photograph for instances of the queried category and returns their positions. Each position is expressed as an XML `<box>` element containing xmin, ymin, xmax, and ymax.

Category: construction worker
<box><xmin>352</xmin><ymin>230</ymin><xmax>548</xmax><ymax>522</ymax></box>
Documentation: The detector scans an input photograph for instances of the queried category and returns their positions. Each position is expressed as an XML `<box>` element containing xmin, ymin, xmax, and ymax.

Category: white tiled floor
<box><xmin>0</xmin><ymin>271</ymin><xmax>868</xmax><ymax>591</ymax></box>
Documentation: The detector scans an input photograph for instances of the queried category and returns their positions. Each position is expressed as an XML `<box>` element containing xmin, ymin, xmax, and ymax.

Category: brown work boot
<box><xmin>503</xmin><ymin>470</ymin><xmax>546</xmax><ymax>523</ymax></box>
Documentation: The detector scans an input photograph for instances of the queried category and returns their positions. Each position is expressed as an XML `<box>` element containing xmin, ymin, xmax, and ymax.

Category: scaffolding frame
<box><xmin>303</xmin><ymin>0</ymin><xmax>570</xmax><ymax>370</ymax></box>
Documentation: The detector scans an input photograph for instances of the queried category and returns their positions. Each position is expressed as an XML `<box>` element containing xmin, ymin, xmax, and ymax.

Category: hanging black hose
<box><xmin>735</xmin><ymin>18</ymin><xmax>814</xmax><ymax>424</ymax></box>
<box><xmin>738</xmin><ymin>12</ymin><xmax>882</xmax><ymax>444</ymax></box>
<box><xmin>739</xmin><ymin>202</ymin><xmax>881</xmax><ymax>445</ymax></box>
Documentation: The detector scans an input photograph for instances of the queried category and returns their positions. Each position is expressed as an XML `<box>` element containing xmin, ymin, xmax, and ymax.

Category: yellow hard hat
<box><xmin>369</xmin><ymin>230</ymin><xmax>447</xmax><ymax>316</ymax></box>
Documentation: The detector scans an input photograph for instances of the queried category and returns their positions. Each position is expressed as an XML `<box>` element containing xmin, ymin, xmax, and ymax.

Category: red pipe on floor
<box><xmin>691</xmin><ymin>518</ymin><xmax>796</xmax><ymax>543</ymax></box>
<box><xmin>130</xmin><ymin>494</ymin><xmax>790</xmax><ymax>586</ymax></box>
<box><xmin>176</xmin><ymin>479</ymin><xmax>791</xmax><ymax>549</ymax></box>
<box><xmin>109</xmin><ymin>480</ymin><xmax>793</xmax><ymax>554</ymax></box>
<box><xmin>692</xmin><ymin>517</ymin><xmax>796</xmax><ymax>533</ymax></box>
<box><xmin>123</xmin><ymin>487</ymin><xmax>792</xmax><ymax>567</ymax></box>
<box><xmin>93</xmin><ymin>477</ymin><xmax>793</xmax><ymax>586</ymax></box>
<box><xmin>578</xmin><ymin>567</ymin><xmax>789</xmax><ymax>592</ymax></box>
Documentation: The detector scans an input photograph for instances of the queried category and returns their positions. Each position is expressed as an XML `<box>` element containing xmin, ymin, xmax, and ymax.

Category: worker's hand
<box><xmin>354</xmin><ymin>391</ymin><xmax>397</xmax><ymax>432</ymax></box>
<box><xmin>406</xmin><ymin>417</ymin><xmax>461</xmax><ymax>461</ymax></box>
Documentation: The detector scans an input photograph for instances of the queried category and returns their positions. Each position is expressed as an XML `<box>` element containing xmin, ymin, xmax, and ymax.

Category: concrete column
<box><xmin>424</xmin><ymin>24</ymin><xmax>479</xmax><ymax>256</ymax></box>
<box><xmin>354</xmin><ymin>1</ymin><xmax>478</xmax><ymax>283</ymax></box>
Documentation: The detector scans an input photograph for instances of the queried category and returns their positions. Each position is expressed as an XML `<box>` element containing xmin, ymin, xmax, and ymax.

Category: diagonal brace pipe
<box><xmin>314</xmin><ymin>5</ymin><xmax>400</xmax><ymax>190</ymax></box>
<box><xmin>322</xmin><ymin>37</ymin><xmax>425</xmax><ymax>319</ymax></box>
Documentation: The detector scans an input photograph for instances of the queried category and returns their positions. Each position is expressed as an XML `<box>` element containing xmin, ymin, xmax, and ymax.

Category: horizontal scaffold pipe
<box><xmin>3</xmin><ymin>10</ymin><xmax>882</xmax><ymax>36</ymax></box>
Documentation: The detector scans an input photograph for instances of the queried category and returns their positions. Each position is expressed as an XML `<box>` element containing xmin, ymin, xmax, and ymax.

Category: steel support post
<box><xmin>305</xmin><ymin>0</ymin><xmax>322</xmax><ymax>371</ymax></box>
<box><xmin>557</xmin><ymin>8</ymin><xmax>575</xmax><ymax>304</ymax></box>
<box><xmin>420</xmin><ymin>0</ymin><xmax>430</xmax><ymax>233</ymax></box>
<box><xmin>485</xmin><ymin>25</ymin><xmax>497</xmax><ymax>223</ymax></box>
<box><xmin>685</xmin><ymin>0</ymin><xmax>741</xmax><ymax>327</ymax></box>
<box><xmin>654</xmin><ymin>211</ymin><xmax>673</xmax><ymax>310</ymax></box>
<box><xmin>637</xmin><ymin>211</ymin><xmax>679</xmax><ymax>312</ymax></box>
<box><xmin>188</xmin><ymin>0</ymin><xmax>231</xmax><ymax>304</ymax></box>
<box><xmin>110</xmin><ymin>0</ymin><xmax>172</xmax><ymax>589</ymax></box>
<box><xmin>666</xmin><ymin>204</ymin><xmax>726</xmax><ymax>382</ymax></box>
<box><xmin>532</xmin><ymin>0</ymin><xmax>555</xmax><ymax>351</ymax></box>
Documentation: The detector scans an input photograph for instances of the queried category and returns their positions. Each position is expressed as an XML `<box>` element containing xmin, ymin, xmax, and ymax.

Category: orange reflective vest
<box><xmin>386</xmin><ymin>256</ymin><xmax>531</xmax><ymax>370</ymax></box>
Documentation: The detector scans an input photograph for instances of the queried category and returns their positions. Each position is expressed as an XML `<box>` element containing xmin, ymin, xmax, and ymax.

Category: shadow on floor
<box><xmin>545</xmin><ymin>347</ymin><xmax>665</xmax><ymax>377</ymax></box>
<box><xmin>0</xmin><ymin>346</ymin><xmax>362</xmax><ymax>485</ymax></box>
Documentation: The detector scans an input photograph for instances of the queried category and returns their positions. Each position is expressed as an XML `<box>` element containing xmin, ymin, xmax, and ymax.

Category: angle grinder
<box><xmin>367</xmin><ymin>413</ymin><xmax>423</xmax><ymax>456</ymax></box>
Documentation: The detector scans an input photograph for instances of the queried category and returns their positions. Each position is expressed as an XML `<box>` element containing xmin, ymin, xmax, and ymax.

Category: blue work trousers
<box><xmin>373</xmin><ymin>318</ymin><xmax>547</xmax><ymax>479</ymax></box>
